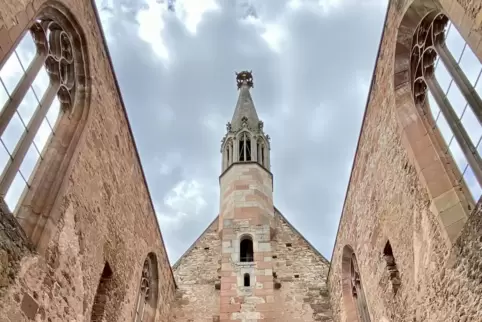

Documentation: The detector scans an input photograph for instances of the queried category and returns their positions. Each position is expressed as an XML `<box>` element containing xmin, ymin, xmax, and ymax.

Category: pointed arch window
<box><xmin>225</xmin><ymin>138</ymin><xmax>233</xmax><ymax>168</ymax></box>
<box><xmin>134</xmin><ymin>254</ymin><xmax>159</xmax><ymax>322</ymax></box>
<box><xmin>238</xmin><ymin>132</ymin><xmax>251</xmax><ymax>162</ymax></box>
<box><xmin>257</xmin><ymin>138</ymin><xmax>265</xmax><ymax>166</ymax></box>
<box><xmin>350</xmin><ymin>254</ymin><xmax>371</xmax><ymax>322</ymax></box>
<box><xmin>0</xmin><ymin>19</ymin><xmax>73</xmax><ymax>212</ymax></box>
<box><xmin>91</xmin><ymin>262</ymin><xmax>113</xmax><ymax>322</ymax></box>
<box><xmin>0</xmin><ymin>6</ymin><xmax>90</xmax><ymax>246</ymax></box>
<box><xmin>342</xmin><ymin>246</ymin><xmax>371</xmax><ymax>322</ymax></box>
<box><xmin>411</xmin><ymin>12</ymin><xmax>482</xmax><ymax>202</ymax></box>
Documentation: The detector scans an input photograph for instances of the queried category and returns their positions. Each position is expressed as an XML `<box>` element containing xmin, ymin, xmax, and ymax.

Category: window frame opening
<box><xmin>240</xmin><ymin>236</ymin><xmax>254</xmax><ymax>262</ymax></box>
<box><xmin>383</xmin><ymin>241</ymin><xmax>401</xmax><ymax>294</ymax></box>
<box><xmin>91</xmin><ymin>262</ymin><xmax>113</xmax><ymax>322</ymax></box>
<box><xmin>238</xmin><ymin>132</ymin><xmax>251</xmax><ymax>162</ymax></box>
<box><xmin>243</xmin><ymin>273</ymin><xmax>250</xmax><ymax>287</ymax></box>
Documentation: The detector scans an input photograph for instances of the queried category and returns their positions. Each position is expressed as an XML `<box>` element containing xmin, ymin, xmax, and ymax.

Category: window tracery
<box><xmin>411</xmin><ymin>12</ymin><xmax>482</xmax><ymax>201</ymax></box>
<box><xmin>0</xmin><ymin>14</ymin><xmax>79</xmax><ymax>214</ymax></box>
<box><xmin>238</xmin><ymin>132</ymin><xmax>251</xmax><ymax>162</ymax></box>
<box><xmin>350</xmin><ymin>254</ymin><xmax>371</xmax><ymax>322</ymax></box>
<box><xmin>134</xmin><ymin>254</ymin><xmax>159</xmax><ymax>322</ymax></box>
<box><xmin>134</xmin><ymin>260</ymin><xmax>151</xmax><ymax>322</ymax></box>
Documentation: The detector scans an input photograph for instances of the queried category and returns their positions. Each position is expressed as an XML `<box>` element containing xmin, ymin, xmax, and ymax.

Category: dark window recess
<box><xmin>286</xmin><ymin>243</ymin><xmax>292</xmax><ymax>247</ymax></box>
<box><xmin>91</xmin><ymin>263</ymin><xmax>113</xmax><ymax>322</ymax></box>
<box><xmin>204</xmin><ymin>247</ymin><xmax>210</xmax><ymax>250</ymax></box>
<box><xmin>239</xmin><ymin>140</ymin><xmax>245</xmax><ymax>161</ymax></box>
<box><xmin>294</xmin><ymin>274</ymin><xmax>299</xmax><ymax>278</ymax></box>
<box><xmin>383</xmin><ymin>241</ymin><xmax>401</xmax><ymax>294</ymax></box>
<box><xmin>272</xmin><ymin>255</ymin><xmax>277</xmax><ymax>259</ymax></box>
<box><xmin>240</xmin><ymin>238</ymin><xmax>254</xmax><ymax>262</ymax></box>
<box><xmin>244</xmin><ymin>273</ymin><xmax>250</xmax><ymax>287</ymax></box>
<box><xmin>272</xmin><ymin>272</ymin><xmax>277</xmax><ymax>278</ymax></box>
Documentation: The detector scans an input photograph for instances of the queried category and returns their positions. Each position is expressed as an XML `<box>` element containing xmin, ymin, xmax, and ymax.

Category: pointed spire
<box><xmin>231</xmin><ymin>71</ymin><xmax>259</xmax><ymax>131</ymax></box>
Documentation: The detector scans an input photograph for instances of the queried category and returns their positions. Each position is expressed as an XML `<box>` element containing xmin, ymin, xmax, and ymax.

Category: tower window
<box><xmin>244</xmin><ymin>273</ymin><xmax>250</xmax><ymax>287</ymax></box>
<box><xmin>238</xmin><ymin>132</ymin><xmax>251</xmax><ymax>162</ymax></box>
<box><xmin>240</xmin><ymin>236</ymin><xmax>253</xmax><ymax>262</ymax></box>
<box><xmin>257</xmin><ymin>139</ymin><xmax>265</xmax><ymax>166</ymax></box>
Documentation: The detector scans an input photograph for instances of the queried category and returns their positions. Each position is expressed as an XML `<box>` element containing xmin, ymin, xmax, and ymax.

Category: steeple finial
<box><xmin>235</xmin><ymin>70</ymin><xmax>253</xmax><ymax>89</ymax></box>
<box><xmin>231</xmin><ymin>70</ymin><xmax>259</xmax><ymax>131</ymax></box>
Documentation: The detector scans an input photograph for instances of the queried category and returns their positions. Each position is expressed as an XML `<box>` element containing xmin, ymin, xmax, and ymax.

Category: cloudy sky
<box><xmin>93</xmin><ymin>0</ymin><xmax>388</xmax><ymax>263</ymax></box>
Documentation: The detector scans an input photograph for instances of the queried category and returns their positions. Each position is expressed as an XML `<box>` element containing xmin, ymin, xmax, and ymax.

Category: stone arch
<box><xmin>133</xmin><ymin>252</ymin><xmax>159</xmax><ymax>322</ymax></box>
<box><xmin>341</xmin><ymin>245</ymin><xmax>370</xmax><ymax>322</ymax></box>
<box><xmin>91</xmin><ymin>262</ymin><xmax>114</xmax><ymax>322</ymax></box>
<box><xmin>0</xmin><ymin>1</ymin><xmax>92</xmax><ymax>252</ymax></box>
<box><xmin>393</xmin><ymin>0</ymin><xmax>481</xmax><ymax>243</ymax></box>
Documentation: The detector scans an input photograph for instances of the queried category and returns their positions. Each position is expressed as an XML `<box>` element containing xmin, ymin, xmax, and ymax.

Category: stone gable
<box><xmin>172</xmin><ymin>217</ymin><xmax>222</xmax><ymax>321</ymax></box>
<box><xmin>271</xmin><ymin>208</ymin><xmax>332</xmax><ymax>321</ymax></box>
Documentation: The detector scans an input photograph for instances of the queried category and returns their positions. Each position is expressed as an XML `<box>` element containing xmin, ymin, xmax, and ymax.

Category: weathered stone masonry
<box><xmin>328</xmin><ymin>0</ymin><xmax>482</xmax><ymax>321</ymax></box>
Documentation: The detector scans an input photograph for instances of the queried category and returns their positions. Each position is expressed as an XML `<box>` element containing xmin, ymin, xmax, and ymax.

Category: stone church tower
<box><xmin>171</xmin><ymin>71</ymin><xmax>333</xmax><ymax>321</ymax></box>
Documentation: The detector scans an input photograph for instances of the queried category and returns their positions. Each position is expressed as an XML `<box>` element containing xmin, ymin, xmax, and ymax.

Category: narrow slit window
<box><xmin>244</xmin><ymin>273</ymin><xmax>250</xmax><ymax>287</ymax></box>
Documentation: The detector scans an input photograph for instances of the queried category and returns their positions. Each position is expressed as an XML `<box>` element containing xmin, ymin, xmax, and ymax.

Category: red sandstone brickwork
<box><xmin>219</xmin><ymin>163</ymin><xmax>276</xmax><ymax>320</ymax></box>
<box><xmin>0</xmin><ymin>1</ymin><xmax>176</xmax><ymax>321</ymax></box>
<box><xmin>329</xmin><ymin>0</ymin><xmax>482</xmax><ymax>321</ymax></box>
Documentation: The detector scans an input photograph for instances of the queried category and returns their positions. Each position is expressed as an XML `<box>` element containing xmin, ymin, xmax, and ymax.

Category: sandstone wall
<box><xmin>0</xmin><ymin>0</ymin><xmax>177</xmax><ymax>321</ymax></box>
<box><xmin>328</xmin><ymin>0</ymin><xmax>482</xmax><ymax>321</ymax></box>
<box><xmin>171</xmin><ymin>218</ymin><xmax>222</xmax><ymax>321</ymax></box>
<box><xmin>272</xmin><ymin>209</ymin><xmax>332</xmax><ymax>322</ymax></box>
<box><xmin>219</xmin><ymin>163</ymin><xmax>274</xmax><ymax>232</ymax></box>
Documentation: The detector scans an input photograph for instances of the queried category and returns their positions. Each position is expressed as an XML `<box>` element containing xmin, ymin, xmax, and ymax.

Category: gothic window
<box><xmin>238</xmin><ymin>132</ymin><xmax>251</xmax><ymax>162</ymax></box>
<box><xmin>134</xmin><ymin>253</ymin><xmax>159</xmax><ymax>322</ymax></box>
<box><xmin>411</xmin><ymin>12</ymin><xmax>482</xmax><ymax>202</ymax></box>
<box><xmin>383</xmin><ymin>241</ymin><xmax>401</xmax><ymax>294</ymax></box>
<box><xmin>257</xmin><ymin>139</ymin><xmax>265</xmax><ymax>166</ymax></box>
<box><xmin>342</xmin><ymin>246</ymin><xmax>371</xmax><ymax>322</ymax></box>
<box><xmin>350</xmin><ymin>254</ymin><xmax>371</xmax><ymax>322</ymax></box>
<box><xmin>225</xmin><ymin>138</ymin><xmax>233</xmax><ymax>168</ymax></box>
<box><xmin>244</xmin><ymin>273</ymin><xmax>250</xmax><ymax>287</ymax></box>
<box><xmin>240</xmin><ymin>236</ymin><xmax>253</xmax><ymax>262</ymax></box>
<box><xmin>91</xmin><ymin>262</ymin><xmax>113</xmax><ymax>322</ymax></box>
<box><xmin>0</xmin><ymin>5</ymin><xmax>89</xmax><ymax>243</ymax></box>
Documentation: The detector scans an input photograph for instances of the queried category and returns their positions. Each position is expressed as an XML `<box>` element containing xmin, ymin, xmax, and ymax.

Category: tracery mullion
<box><xmin>351</xmin><ymin>258</ymin><xmax>371</xmax><ymax>322</ymax></box>
<box><xmin>0</xmin><ymin>83</ymin><xmax>59</xmax><ymax>198</ymax></box>
<box><xmin>425</xmin><ymin>76</ymin><xmax>482</xmax><ymax>186</ymax></box>
<box><xmin>0</xmin><ymin>54</ymin><xmax>47</xmax><ymax>137</ymax></box>
<box><xmin>435</xmin><ymin>43</ymin><xmax>482</xmax><ymax>125</ymax></box>
<box><xmin>243</xmin><ymin>133</ymin><xmax>247</xmax><ymax>162</ymax></box>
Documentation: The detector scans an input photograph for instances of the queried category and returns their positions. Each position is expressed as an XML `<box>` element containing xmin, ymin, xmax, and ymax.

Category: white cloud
<box><xmin>157</xmin><ymin>179</ymin><xmax>207</xmax><ymax>229</ymax></box>
<box><xmin>137</xmin><ymin>0</ymin><xmax>170</xmax><ymax>61</ymax></box>
<box><xmin>173</xmin><ymin>0</ymin><xmax>220</xmax><ymax>34</ymax></box>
